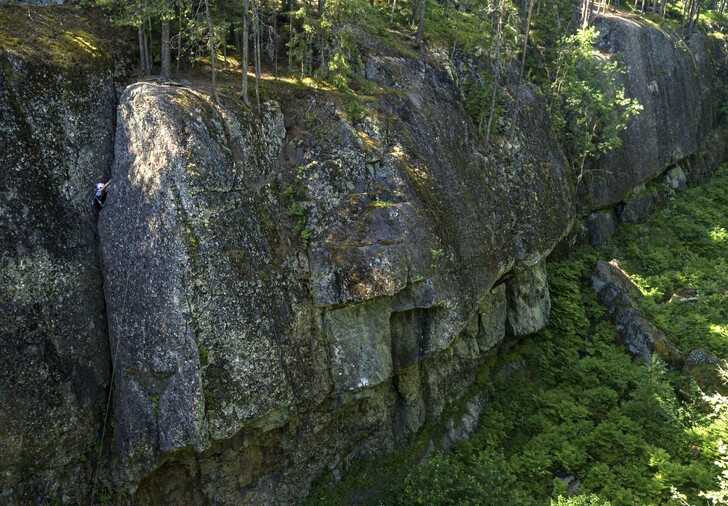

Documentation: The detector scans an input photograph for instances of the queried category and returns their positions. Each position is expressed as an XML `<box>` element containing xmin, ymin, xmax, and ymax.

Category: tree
<box><xmin>203</xmin><ymin>0</ymin><xmax>218</xmax><ymax>98</ymax></box>
<box><xmin>414</xmin><ymin>0</ymin><xmax>426</xmax><ymax>45</ymax></box>
<box><xmin>242</xmin><ymin>0</ymin><xmax>250</xmax><ymax>104</ymax></box>
<box><xmin>484</xmin><ymin>0</ymin><xmax>505</xmax><ymax>145</ymax></box>
<box><xmin>581</xmin><ymin>0</ymin><xmax>593</xmax><ymax>28</ymax></box>
<box><xmin>252</xmin><ymin>0</ymin><xmax>262</xmax><ymax>112</ymax></box>
<box><xmin>509</xmin><ymin>0</ymin><xmax>537</xmax><ymax>140</ymax></box>
<box><xmin>160</xmin><ymin>0</ymin><xmax>173</xmax><ymax>78</ymax></box>
<box><xmin>550</xmin><ymin>27</ymin><xmax>642</xmax><ymax>182</ymax></box>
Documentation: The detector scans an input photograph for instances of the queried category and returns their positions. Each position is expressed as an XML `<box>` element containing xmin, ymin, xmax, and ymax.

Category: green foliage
<box><xmin>603</xmin><ymin>168</ymin><xmax>728</xmax><ymax>357</ymax></box>
<box><xmin>283</xmin><ymin>173</ymin><xmax>312</xmax><ymax>245</ymax></box>
<box><xmin>289</xmin><ymin>0</ymin><xmax>376</xmax><ymax>89</ymax></box>
<box><xmin>462</xmin><ymin>73</ymin><xmax>507</xmax><ymax>137</ymax></box>
<box><xmin>424</xmin><ymin>0</ymin><xmax>519</xmax><ymax>56</ymax></box>
<box><xmin>549</xmin><ymin>28</ymin><xmax>643</xmax><ymax>178</ymax></box>
<box><xmin>551</xmin><ymin>495</ymin><xmax>611</xmax><ymax>506</ymax></box>
<box><xmin>527</xmin><ymin>0</ymin><xmax>578</xmax><ymax>83</ymax></box>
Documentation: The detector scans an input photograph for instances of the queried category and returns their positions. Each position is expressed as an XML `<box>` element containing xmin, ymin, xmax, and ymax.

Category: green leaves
<box><xmin>549</xmin><ymin>28</ymin><xmax>642</xmax><ymax>177</ymax></box>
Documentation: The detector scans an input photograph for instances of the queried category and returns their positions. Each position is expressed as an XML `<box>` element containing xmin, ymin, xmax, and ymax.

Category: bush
<box><xmin>549</xmin><ymin>28</ymin><xmax>642</xmax><ymax>181</ymax></box>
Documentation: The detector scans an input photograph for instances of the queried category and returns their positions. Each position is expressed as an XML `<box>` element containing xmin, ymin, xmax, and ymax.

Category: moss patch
<box><xmin>0</xmin><ymin>5</ymin><xmax>117</xmax><ymax>70</ymax></box>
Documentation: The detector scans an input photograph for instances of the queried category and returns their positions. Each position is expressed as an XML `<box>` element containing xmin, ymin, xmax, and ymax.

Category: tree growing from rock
<box><xmin>550</xmin><ymin>27</ymin><xmax>642</xmax><ymax>183</ymax></box>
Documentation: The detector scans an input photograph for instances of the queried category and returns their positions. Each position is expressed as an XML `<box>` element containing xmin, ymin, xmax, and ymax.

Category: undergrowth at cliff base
<box><xmin>308</xmin><ymin>167</ymin><xmax>728</xmax><ymax>505</ymax></box>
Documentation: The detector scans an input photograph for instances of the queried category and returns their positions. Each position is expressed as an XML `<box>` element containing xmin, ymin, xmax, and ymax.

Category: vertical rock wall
<box><xmin>0</xmin><ymin>8</ymin><xmax>116</xmax><ymax>502</ymax></box>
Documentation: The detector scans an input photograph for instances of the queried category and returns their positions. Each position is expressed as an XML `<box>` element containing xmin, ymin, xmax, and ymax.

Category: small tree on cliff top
<box><xmin>550</xmin><ymin>27</ymin><xmax>642</xmax><ymax>183</ymax></box>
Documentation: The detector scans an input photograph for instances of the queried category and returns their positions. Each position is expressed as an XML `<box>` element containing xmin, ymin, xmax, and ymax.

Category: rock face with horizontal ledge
<box><xmin>99</xmin><ymin>68</ymin><xmax>573</xmax><ymax>502</ymax></box>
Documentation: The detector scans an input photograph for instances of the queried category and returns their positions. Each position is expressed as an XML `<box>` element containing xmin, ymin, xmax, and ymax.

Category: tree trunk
<box><xmin>415</xmin><ymin>0</ymin><xmax>426</xmax><ymax>45</ymax></box>
<box><xmin>138</xmin><ymin>24</ymin><xmax>146</xmax><ymax>74</ymax></box>
<box><xmin>581</xmin><ymin>0</ymin><xmax>592</xmax><ymax>27</ymax></box>
<box><xmin>253</xmin><ymin>0</ymin><xmax>262</xmax><ymax>113</ymax></box>
<box><xmin>143</xmin><ymin>24</ymin><xmax>152</xmax><ymax>74</ymax></box>
<box><xmin>509</xmin><ymin>0</ymin><xmax>536</xmax><ymax>140</ymax></box>
<box><xmin>204</xmin><ymin>0</ymin><xmax>217</xmax><ymax>99</ymax></box>
<box><xmin>485</xmin><ymin>0</ymin><xmax>504</xmax><ymax>145</ymax></box>
<box><xmin>319</xmin><ymin>0</ymin><xmax>326</xmax><ymax>74</ymax></box>
<box><xmin>176</xmin><ymin>5</ymin><xmax>183</xmax><ymax>74</ymax></box>
<box><xmin>272</xmin><ymin>10</ymin><xmax>278</xmax><ymax>75</ymax></box>
<box><xmin>242</xmin><ymin>0</ymin><xmax>250</xmax><ymax>104</ymax></box>
<box><xmin>289</xmin><ymin>1</ymin><xmax>295</xmax><ymax>71</ymax></box>
<box><xmin>146</xmin><ymin>9</ymin><xmax>153</xmax><ymax>73</ymax></box>
<box><xmin>161</xmin><ymin>20</ymin><xmax>171</xmax><ymax>78</ymax></box>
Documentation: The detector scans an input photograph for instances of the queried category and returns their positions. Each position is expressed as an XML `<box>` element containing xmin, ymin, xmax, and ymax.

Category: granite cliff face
<box><xmin>100</xmin><ymin>62</ymin><xmax>572</xmax><ymax>501</ymax></box>
<box><xmin>584</xmin><ymin>14</ymin><xmax>728</xmax><ymax>210</ymax></box>
<box><xmin>1</xmin><ymin>6</ymin><xmax>727</xmax><ymax>504</ymax></box>
<box><xmin>0</xmin><ymin>7</ymin><xmax>116</xmax><ymax>502</ymax></box>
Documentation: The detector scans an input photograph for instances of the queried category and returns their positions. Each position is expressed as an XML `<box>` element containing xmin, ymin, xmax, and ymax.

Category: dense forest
<box><xmin>86</xmin><ymin>0</ymin><xmax>728</xmax><ymax>182</ymax></box>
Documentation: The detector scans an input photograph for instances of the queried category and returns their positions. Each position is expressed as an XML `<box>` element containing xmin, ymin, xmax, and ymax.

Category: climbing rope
<box><xmin>89</xmin><ymin>181</ymin><xmax>146</xmax><ymax>505</ymax></box>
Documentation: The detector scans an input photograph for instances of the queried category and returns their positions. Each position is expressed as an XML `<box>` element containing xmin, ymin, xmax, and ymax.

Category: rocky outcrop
<box><xmin>99</xmin><ymin>83</ymin><xmax>291</xmax><ymax>487</ymax></box>
<box><xmin>592</xmin><ymin>260</ymin><xmax>682</xmax><ymax>365</ymax></box>
<box><xmin>585</xmin><ymin>14</ymin><xmax>727</xmax><ymax>210</ymax></box>
<box><xmin>98</xmin><ymin>56</ymin><xmax>573</xmax><ymax>500</ymax></box>
<box><xmin>3</xmin><ymin>5</ymin><xmax>728</xmax><ymax>504</ymax></box>
<box><xmin>0</xmin><ymin>6</ymin><xmax>116</xmax><ymax>502</ymax></box>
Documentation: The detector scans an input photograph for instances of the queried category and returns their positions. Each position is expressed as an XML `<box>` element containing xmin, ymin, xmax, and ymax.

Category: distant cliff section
<box><xmin>1</xmin><ymin>5</ymin><xmax>727</xmax><ymax>504</ymax></box>
<box><xmin>576</xmin><ymin>14</ymin><xmax>728</xmax><ymax>245</ymax></box>
<box><xmin>0</xmin><ymin>0</ymin><xmax>65</xmax><ymax>5</ymax></box>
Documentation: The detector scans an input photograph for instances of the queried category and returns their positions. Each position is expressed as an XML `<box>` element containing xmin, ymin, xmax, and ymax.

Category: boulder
<box><xmin>618</xmin><ymin>185</ymin><xmax>660</xmax><ymax>224</ymax></box>
<box><xmin>441</xmin><ymin>394</ymin><xmax>486</xmax><ymax>450</ymax></box>
<box><xmin>506</xmin><ymin>262</ymin><xmax>551</xmax><ymax>337</ymax></box>
<box><xmin>665</xmin><ymin>166</ymin><xmax>688</xmax><ymax>191</ymax></box>
<box><xmin>592</xmin><ymin>260</ymin><xmax>682</xmax><ymax>365</ymax></box>
<box><xmin>685</xmin><ymin>348</ymin><xmax>720</xmax><ymax>368</ymax></box>
<box><xmin>587</xmin><ymin>209</ymin><xmax>618</xmax><ymax>246</ymax></box>
<box><xmin>477</xmin><ymin>284</ymin><xmax>508</xmax><ymax>352</ymax></box>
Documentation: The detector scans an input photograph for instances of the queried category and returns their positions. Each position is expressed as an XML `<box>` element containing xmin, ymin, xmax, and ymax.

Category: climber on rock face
<box><xmin>93</xmin><ymin>181</ymin><xmax>110</xmax><ymax>211</ymax></box>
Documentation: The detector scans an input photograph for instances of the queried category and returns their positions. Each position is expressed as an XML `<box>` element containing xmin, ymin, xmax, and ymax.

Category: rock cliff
<box><xmin>100</xmin><ymin>62</ymin><xmax>571</xmax><ymax>501</ymax></box>
<box><xmin>1</xmin><ymin>5</ymin><xmax>727</xmax><ymax>505</ymax></box>
<box><xmin>0</xmin><ymin>6</ymin><xmax>117</xmax><ymax>503</ymax></box>
<box><xmin>584</xmin><ymin>14</ymin><xmax>728</xmax><ymax>210</ymax></box>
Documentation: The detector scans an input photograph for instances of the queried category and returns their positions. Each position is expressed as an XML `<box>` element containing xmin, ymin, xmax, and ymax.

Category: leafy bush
<box><xmin>549</xmin><ymin>28</ymin><xmax>642</xmax><ymax>181</ymax></box>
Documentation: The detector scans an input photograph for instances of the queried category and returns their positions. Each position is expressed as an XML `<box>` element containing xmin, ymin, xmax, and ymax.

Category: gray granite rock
<box><xmin>592</xmin><ymin>260</ymin><xmax>682</xmax><ymax>365</ymax></box>
<box><xmin>587</xmin><ymin>209</ymin><xmax>618</xmax><ymax>246</ymax></box>
<box><xmin>0</xmin><ymin>25</ymin><xmax>115</xmax><ymax>503</ymax></box>
<box><xmin>665</xmin><ymin>166</ymin><xmax>688</xmax><ymax>191</ymax></box>
<box><xmin>584</xmin><ymin>16</ymin><xmax>724</xmax><ymax>209</ymax></box>
<box><xmin>619</xmin><ymin>185</ymin><xmax>660</xmax><ymax>224</ymax></box>
<box><xmin>506</xmin><ymin>262</ymin><xmax>551</xmax><ymax>337</ymax></box>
